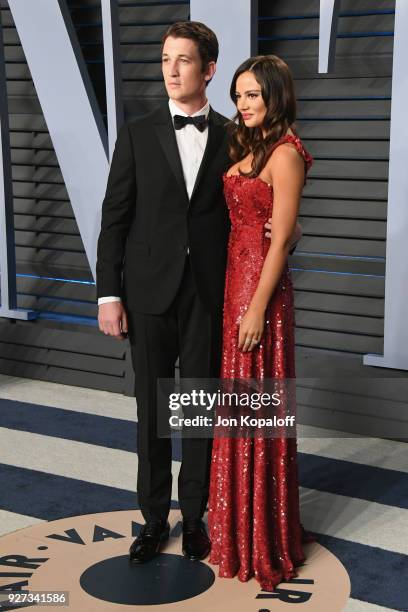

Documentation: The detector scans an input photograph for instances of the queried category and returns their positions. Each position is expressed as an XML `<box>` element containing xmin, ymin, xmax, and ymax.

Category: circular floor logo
<box><xmin>0</xmin><ymin>510</ymin><xmax>350</xmax><ymax>611</ymax></box>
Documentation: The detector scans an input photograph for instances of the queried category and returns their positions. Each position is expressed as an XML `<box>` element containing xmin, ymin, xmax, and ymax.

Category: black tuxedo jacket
<box><xmin>96</xmin><ymin>103</ymin><xmax>231</xmax><ymax>315</ymax></box>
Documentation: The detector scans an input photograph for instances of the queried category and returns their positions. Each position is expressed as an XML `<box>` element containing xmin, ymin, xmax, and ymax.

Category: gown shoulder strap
<box><xmin>271</xmin><ymin>133</ymin><xmax>314</xmax><ymax>174</ymax></box>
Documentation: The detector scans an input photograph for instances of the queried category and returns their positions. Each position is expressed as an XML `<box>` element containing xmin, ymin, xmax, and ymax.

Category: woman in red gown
<box><xmin>208</xmin><ymin>55</ymin><xmax>314</xmax><ymax>591</ymax></box>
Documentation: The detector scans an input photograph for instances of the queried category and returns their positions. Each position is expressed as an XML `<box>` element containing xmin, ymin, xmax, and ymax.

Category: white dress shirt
<box><xmin>98</xmin><ymin>99</ymin><xmax>210</xmax><ymax>306</ymax></box>
<box><xmin>169</xmin><ymin>98</ymin><xmax>209</xmax><ymax>199</ymax></box>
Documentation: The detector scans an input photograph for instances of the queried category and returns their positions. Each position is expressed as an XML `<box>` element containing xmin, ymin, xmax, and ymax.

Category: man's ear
<box><xmin>206</xmin><ymin>61</ymin><xmax>217</xmax><ymax>82</ymax></box>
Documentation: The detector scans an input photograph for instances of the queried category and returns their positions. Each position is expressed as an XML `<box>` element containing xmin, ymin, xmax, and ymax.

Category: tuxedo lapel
<box><xmin>153</xmin><ymin>105</ymin><xmax>189</xmax><ymax>203</ymax></box>
<box><xmin>190</xmin><ymin>108</ymin><xmax>226</xmax><ymax>203</ymax></box>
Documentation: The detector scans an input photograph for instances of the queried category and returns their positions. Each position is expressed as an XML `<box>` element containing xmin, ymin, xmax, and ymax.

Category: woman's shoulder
<box><xmin>266</xmin><ymin>137</ymin><xmax>304</xmax><ymax>169</ymax></box>
<box><xmin>268</xmin><ymin>133</ymin><xmax>313</xmax><ymax>173</ymax></box>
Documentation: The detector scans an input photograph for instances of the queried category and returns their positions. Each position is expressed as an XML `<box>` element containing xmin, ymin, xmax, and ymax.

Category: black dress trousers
<box><xmin>128</xmin><ymin>255</ymin><xmax>223</xmax><ymax>522</ymax></box>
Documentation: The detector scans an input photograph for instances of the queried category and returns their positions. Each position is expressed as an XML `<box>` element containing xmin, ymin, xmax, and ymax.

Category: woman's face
<box><xmin>235</xmin><ymin>71</ymin><xmax>267</xmax><ymax>129</ymax></box>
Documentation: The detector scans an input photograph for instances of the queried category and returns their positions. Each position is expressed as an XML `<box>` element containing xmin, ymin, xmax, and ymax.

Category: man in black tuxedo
<box><xmin>96</xmin><ymin>22</ymin><xmax>229</xmax><ymax>563</ymax></box>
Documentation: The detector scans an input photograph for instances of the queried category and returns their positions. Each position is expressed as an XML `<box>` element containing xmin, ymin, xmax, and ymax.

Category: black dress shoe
<box><xmin>182</xmin><ymin>518</ymin><xmax>211</xmax><ymax>561</ymax></box>
<box><xmin>129</xmin><ymin>520</ymin><xmax>170</xmax><ymax>564</ymax></box>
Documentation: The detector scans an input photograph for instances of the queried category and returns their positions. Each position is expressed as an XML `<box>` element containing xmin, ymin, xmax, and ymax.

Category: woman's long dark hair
<box><xmin>228</xmin><ymin>55</ymin><xmax>297</xmax><ymax>177</ymax></box>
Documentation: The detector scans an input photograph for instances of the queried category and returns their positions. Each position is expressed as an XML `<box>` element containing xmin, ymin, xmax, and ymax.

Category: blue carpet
<box><xmin>0</xmin><ymin>460</ymin><xmax>407</xmax><ymax>611</ymax></box>
<box><xmin>317</xmin><ymin>533</ymin><xmax>408</xmax><ymax>611</ymax></box>
<box><xmin>0</xmin><ymin>463</ymin><xmax>179</xmax><ymax>520</ymax></box>
<box><xmin>0</xmin><ymin>398</ymin><xmax>136</xmax><ymax>452</ymax></box>
<box><xmin>1</xmin><ymin>398</ymin><xmax>407</xmax><ymax>508</ymax></box>
<box><xmin>297</xmin><ymin>451</ymin><xmax>408</xmax><ymax>510</ymax></box>
<box><xmin>1</xmin><ymin>397</ymin><xmax>408</xmax><ymax>611</ymax></box>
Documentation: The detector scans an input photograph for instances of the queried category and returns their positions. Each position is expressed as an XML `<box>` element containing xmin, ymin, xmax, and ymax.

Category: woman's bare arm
<box><xmin>238</xmin><ymin>144</ymin><xmax>305</xmax><ymax>351</ymax></box>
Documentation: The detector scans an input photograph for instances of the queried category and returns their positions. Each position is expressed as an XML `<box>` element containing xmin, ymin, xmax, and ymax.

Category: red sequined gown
<box><xmin>208</xmin><ymin>134</ymin><xmax>314</xmax><ymax>591</ymax></box>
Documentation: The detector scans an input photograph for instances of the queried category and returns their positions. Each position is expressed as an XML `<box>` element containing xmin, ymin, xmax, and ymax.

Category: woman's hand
<box><xmin>238</xmin><ymin>306</ymin><xmax>265</xmax><ymax>352</ymax></box>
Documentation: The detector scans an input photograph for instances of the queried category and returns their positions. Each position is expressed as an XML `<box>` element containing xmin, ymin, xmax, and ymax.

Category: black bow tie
<box><xmin>173</xmin><ymin>114</ymin><xmax>208</xmax><ymax>132</ymax></box>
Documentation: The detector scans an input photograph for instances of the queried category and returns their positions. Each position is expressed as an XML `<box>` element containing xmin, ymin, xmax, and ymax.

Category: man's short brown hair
<box><xmin>162</xmin><ymin>21</ymin><xmax>219</xmax><ymax>71</ymax></box>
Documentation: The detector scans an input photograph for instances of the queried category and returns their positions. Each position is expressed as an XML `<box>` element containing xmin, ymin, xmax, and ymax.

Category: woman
<box><xmin>208</xmin><ymin>55</ymin><xmax>314</xmax><ymax>591</ymax></box>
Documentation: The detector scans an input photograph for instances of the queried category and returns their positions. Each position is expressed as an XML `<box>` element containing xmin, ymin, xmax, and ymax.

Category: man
<box><xmin>97</xmin><ymin>21</ymin><xmax>229</xmax><ymax>564</ymax></box>
<box><xmin>96</xmin><ymin>21</ymin><xmax>301</xmax><ymax>564</ymax></box>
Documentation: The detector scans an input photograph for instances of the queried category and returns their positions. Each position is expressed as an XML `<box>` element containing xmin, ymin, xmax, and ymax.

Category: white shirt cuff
<box><xmin>98</xmin><ymin>296</ymin><xmax>121</xmax><ymax>305</ymax></box>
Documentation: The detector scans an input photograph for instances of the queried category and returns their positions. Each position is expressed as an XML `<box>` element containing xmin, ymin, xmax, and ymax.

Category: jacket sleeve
<box><xmin>96</xmin><ymin>123</ymin><xmax>136</xmax><ymax>299</ymax></box>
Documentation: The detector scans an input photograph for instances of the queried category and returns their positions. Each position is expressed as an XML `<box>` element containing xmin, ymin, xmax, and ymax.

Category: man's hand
<box><xmin>264</xmin><ymin>220</ymin><xmax>303</xmax><ymax>253</ymax></box>
<box><xmin>98</xmin><ymin>301</ymin><xmax>128</xmax><ymax>340</ymax></box>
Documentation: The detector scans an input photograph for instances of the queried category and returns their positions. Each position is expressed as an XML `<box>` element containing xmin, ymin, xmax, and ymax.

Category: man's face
<box><xmin>162</xmin><ymin>36</ymin><xmax>215</xmax><ymax>104</ymax></box>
